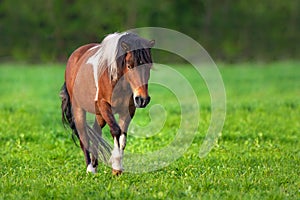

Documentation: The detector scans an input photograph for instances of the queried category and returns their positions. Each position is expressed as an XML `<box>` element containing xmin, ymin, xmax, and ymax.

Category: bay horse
<box><xmin>60</xmin><ymin>32</ymin><xmax>155</xmax><ymax>175</ymax></box>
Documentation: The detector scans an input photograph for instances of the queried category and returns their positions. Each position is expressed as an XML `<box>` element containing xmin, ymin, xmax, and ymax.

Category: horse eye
<box><xmin>127</xmin><ymin>64</ymin><xmax>134</xmax><ymax>69</ymax></box>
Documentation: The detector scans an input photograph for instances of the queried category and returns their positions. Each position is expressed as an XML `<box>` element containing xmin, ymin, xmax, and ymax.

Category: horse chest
<box><xmin>111</xmin><ymin>92</ymin><xmax>132</xmax><ymax>114</ymax></box>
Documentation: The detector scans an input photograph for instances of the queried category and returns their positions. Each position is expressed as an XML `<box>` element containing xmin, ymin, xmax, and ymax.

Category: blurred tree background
<box><xmin>0</xmin><ymin>0</ymin><xmax>299</xmax><ymax>63</ymax></box>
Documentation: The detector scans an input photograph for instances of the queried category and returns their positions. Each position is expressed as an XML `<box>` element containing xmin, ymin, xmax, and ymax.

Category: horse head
<box><xmin>120</xmin><ymin>38</ymin><xmax>155</xmax><ymax>108</ymax></box>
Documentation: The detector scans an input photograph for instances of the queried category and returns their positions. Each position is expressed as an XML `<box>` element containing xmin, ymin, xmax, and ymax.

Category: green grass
<box><xmin>0</xmin><ymin>62</ymin><xmax>299</xmax><ymax>199</ymax></box>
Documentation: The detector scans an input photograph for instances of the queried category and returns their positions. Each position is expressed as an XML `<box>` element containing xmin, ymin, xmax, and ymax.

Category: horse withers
<box><xmin>60</xmin><ymin>32</ymin><xmax>155</xmax><ymax>175</ymax></box>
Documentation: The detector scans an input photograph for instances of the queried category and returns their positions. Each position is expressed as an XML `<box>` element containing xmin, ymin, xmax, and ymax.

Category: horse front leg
<box><xmin>110</xmin><ymin>112</ymin><xmax>133</xmax><ymax>175</ymax></box>
<box><xmin>118</xmin><ymin>104</ymin><xmax>136</xmax><ymax>159</ymax></box>
<box><xmin>98</xmin><ymin>100</ymin><xmax>123</xmax><ymax>175</ymax></box>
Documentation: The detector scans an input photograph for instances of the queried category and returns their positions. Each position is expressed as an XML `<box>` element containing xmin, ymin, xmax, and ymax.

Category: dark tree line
<box><xmin>0</xmin><ymin>0</ymin><xmax>299</xmax><ymax>63</ymax></box>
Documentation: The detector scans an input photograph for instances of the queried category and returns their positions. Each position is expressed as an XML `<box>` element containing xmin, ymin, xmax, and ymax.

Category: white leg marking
<box><xmin>119</xmin><ymin>134</ymin><xmax>126</xmax><ymax>170</ymax></box>
<box><xmin>119</xmin><ymin>134</ymin><xmax>126</xmax><ymax>150</ymax></box>
<box><xmin>86</xmin><ymin>163</ymin><xmax>97</xmax><ymax>174</ymax></box>
<box><xmin>110</xmin><ymin>137</ymin><xmax>123</xmax><ymax>171</ymax></box>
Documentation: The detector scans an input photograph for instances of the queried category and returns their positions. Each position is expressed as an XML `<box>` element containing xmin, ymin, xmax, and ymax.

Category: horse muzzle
<box><xmin>134</xmin><ymin>96</ymin><xmax>151</xmax><ymax>108</ymax></box>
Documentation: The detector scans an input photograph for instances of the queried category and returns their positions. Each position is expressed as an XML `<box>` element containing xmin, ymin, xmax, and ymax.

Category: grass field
<box><xmin>0</xmin><ymin>62</ymin><xmax>299</xmax><ymax>199</ymax></box>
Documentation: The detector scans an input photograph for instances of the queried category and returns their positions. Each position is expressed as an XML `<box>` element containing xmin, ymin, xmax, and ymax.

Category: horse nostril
<box><xmin>134</xmin><ymin>96</ymin><xmax>142</xmax><ymax>107</ymax></box>
<box><xmin>145</xmin><ymin>96</ymin><xmax>151</xmax><ymax>105</ymax></box>
<box><xmin>134</xmin><ymin>96</ymin><xmax>150</xmax><ymax>108</ymax></box>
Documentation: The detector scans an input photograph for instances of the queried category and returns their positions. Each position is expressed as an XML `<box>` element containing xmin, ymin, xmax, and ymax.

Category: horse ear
<box><xmin>121</xmin><ymin>41</ymin><xmax>130</xmax><ymax>52</ymax></box>
<box><xmin>149</xmin><ymin>40</ymin><xmax>155</xmax><ymax>48</ymax></box>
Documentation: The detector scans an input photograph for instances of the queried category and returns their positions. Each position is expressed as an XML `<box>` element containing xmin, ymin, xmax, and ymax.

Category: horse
<box><xmin>60</xmin><ymin>32</ymin><xmax>155</xmax><ymax>175</ymax></box>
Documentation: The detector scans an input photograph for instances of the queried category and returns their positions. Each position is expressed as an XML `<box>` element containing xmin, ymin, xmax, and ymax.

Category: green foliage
<box><xmin>0</xmin><ymin>1</ymin><xmax>299</xmax><ymax>62</ymax></box>
<box><xmin>0</xmin><ymin>62</ymin><xmax>299</xmax><ymax>199</ymax></box>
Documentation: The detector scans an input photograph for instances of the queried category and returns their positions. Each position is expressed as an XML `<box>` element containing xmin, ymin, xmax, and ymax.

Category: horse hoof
<box><xmin>86</xmin><ymin>164</ymin><xmax>97</xmax><ymax>174</ymax></box>
<box><xmin>112</xmin><ymin>169</ymin><xmax>123</xmax><ymax>176</ymax></box>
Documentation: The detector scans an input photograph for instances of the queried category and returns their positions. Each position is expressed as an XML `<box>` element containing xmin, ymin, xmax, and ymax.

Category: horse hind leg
<box><xmin>60</xmin><ymin>83</ymin><xmax>95</xmax><ymax>173</ymax></box>
<box><xmin>89</xmin><ymin>114</ymin><xmax>108</xmax><ymax>171</ymax></box>
<box><xmin>79</xmin><ymin>140</ymin><xmax>96</xmax><ymax>173</ymax></box>
<box><xmin>72</xmin><ymin>104</ymin><xmax>97</xmax><ymax>173</ymax></box>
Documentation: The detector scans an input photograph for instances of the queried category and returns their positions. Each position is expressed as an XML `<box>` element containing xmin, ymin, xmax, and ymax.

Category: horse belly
<box><xmin>72</xmin><ymin>64</ymin><xmax>97</xmax><ymax>113</ymax></box>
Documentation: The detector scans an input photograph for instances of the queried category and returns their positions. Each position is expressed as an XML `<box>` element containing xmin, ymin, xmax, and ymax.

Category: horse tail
<box><xmin>60</xmin><ymin>82</ymin><xmax>79</xmax><ymax>141</ymax></box>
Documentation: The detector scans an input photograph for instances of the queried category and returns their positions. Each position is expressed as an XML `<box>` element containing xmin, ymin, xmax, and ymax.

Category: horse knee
<box><xmin>110</xmin><ymin>125</ymin><xmax>121</xmax><ymax>138</ymax></box>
